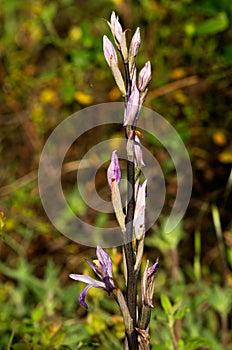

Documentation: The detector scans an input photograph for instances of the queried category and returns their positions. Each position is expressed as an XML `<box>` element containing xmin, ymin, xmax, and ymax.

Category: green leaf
<box><xmin>195</xmin><ymin>12</ymin><xmax>229</xmax><ymax>35</ymax></box>
<box><xmin>12</xmin><ymin>344</ymin><xmax>31</xmax><ymax>350</ymax></box>
<box><xmin>184</xmin><ymin>336</ymin><xmax>213</xmax><ymax>350</ymax></box>
<box><xmin>175</xmin><ymin>306</ymin><xmax>190</xmax><ymax>320</ymax></box>
<box><xmin>59</xmin><ymin>81</ymin><xmax>76</xmax><ymax>104</ymax></box>
<box><xmin>31</xmin><ymin>306</ymin><xmax>44</xmax><ymax>323</ymax></box>
<box><xmin>160</xmin><ymin>294</ymin><xmax>173</xmax><ymax>313</ymax></box>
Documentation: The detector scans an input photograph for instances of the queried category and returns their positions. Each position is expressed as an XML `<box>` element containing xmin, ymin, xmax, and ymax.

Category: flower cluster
<box><xmin>103</xmin><ymin>11</ymin><xmax>152</xmax><ymax>128</ymax></box>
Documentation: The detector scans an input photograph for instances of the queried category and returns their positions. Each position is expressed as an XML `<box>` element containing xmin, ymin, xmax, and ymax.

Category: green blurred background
<box><xmin>0</xmin><ymin>0</ymin><xmax>232</xmax><ymax>349</ymax></box>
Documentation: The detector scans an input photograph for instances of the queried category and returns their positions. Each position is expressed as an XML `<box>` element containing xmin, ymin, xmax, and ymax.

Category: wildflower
<box><xmin>123</xmin><ymin>85</ymin><xmax>140</xmax><ymax>127</ymax></box>
<box><xmin>138</xmin><ymin>61</ymin><xmax>152</xmax><ymax>92</ymax></box>
<box><xmin>107</xmin><ymin>150</ymin><xmax>121</xmax><ymax>190</ymax></box>
<box><xmin>107</xmin><ymin>151</ymin><xmax>126</xmax><ymax>233</ymax></box>
<box><xmin>107</xmin><ymin>11</ymin><xmax>128</xmax><ymax>60</ymax></box>
<box><xmin>141</xmin><ymin>258</ymin><xmax>159</xmax><ymax>308</ymax></box>
<box><xmin>129</xmin><ymin>27</ymin><xmax>140</xmax><ymax>72</ymax></box>
<box><xmin>134</xmin><ymin>180</ymin><xmax>147</xmax><ymax>240</ymax></box>
<box><xmin>134</xmin><ymin>134</ymin><xmax>146</xmax><ymax>168</ymax></box>
<box><xmin>103</xmin><ymin>35</ymin><xmax>126</xmax><ymax>95</ymax></box>
<box><xmin>69</xmin><ymin>244</ymin><xmax>115</xmax><ymax>309</ymax></box>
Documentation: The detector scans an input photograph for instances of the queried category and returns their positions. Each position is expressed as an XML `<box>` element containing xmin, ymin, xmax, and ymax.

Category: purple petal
<box><xmin>138</xmin><ymin>61</ymin><xmax>152</xmax><ymax>92</ymax></box>
<box><xmin>123</xmin><ymin>86</ymin><xmax>140</xmax><ymax>127</ymax></box>
<box><xmin>107</xmin><ymin>151</ymin><xmax>121</xmax><ymax>190</ymax></box>
<box><xmin>148</xmin><ymin>258</ymin><xmax>159</xmax><ymax>277</ymax></box>
<box><xmin>129</xmin><ymin>27</ymin><xmax>140</xmax><ymax>58</ymax></box>
<box><xmin>69</xmin><ymin>274</ymin><xmax>105</xmax><ymax>288</ymax></box>
<box><xmin>96</xmin><ymin>244</ymin><xmax>113</xmax><ymax>278</ymax></box>
<box><xmin>103</xmin><ymin>35</ymin><xmax>118</xmax><ymax>67</ymax></box>
<box><xmin>85</xmin><ymin>260</ymin><xmax>101</xmax><ymax>279</ymax></box>
<box><xmin>134</xmin><ymin>180</ymin><xmax>147</xmax><ymax>239</ymax></box>
<box><xmin>78</xmin><ymin>284</ymin><xmax>92</xmax><ymax>309</ymax></box>
<box><xmin>108</xmin><ymin>11</ymin><xmax>123</xmax><ymax>45</ymax></box>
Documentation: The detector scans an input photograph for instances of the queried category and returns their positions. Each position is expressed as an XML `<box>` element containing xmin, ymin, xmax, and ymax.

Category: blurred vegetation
<box><xmin>0</xmin><ymin>0</ymin><xmax>232</xmax><ymax>349</ymax></box>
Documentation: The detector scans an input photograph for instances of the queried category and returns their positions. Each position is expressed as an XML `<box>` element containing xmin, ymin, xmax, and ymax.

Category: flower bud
<box><xmin>123</xmin><ymin>85</ymin><xmax>140</xmax><ymax>127</ymax></box>
<box><xmin>134</xmin><ymin>134</ymin><xmax>146</xmax><ymax>168</ymax></box>
<box><xmin>107</xmin><ymin>151</ymin><xmax>126</xmax><ymax>233</ymax></box>
<box><xmin>103</xmin><ymin>35</ymin><xmax>118</xmax><ymax>66</ymax></box>
<box><xmin>138</xmin><ymin>61</ymin><xmax>152</xmax><ymax>92</ymax></box>
<box><xmin>103</xmin><ymin>35</ymin><xmax>126</xmax><ymax>95</ymax></box>
<box><xmin>107</xmin><ymin>150</ymin><xmax>121</xmax><ymax>190</ymax></box>
<box><xmin>129</xmin><ymin>27</ymin><xmax>140</xmax><ymax>71</ymax></box>
<box><xmin>134</xmin><ymin>180</ymin><xmax>147</xmax><ymax>240</ymax></box>
<box><xmin>108</xmin><ymin>11</ymin><xmax>128</xmax><ymax>60</ymax></box>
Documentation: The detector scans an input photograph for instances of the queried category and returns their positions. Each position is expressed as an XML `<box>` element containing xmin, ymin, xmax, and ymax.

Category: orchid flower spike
<box><xmin>141</xmin><ymin>258</ymin><xmax>159</xmax><ymax>308</ymax></box>
<box><xmin>69</xmin><ymin>244</ymin><xmax>115</xmax><ymax>309</ymax></box>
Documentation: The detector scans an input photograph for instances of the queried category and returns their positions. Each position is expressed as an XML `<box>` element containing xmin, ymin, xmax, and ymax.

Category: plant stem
<box><xmin>124</xmin><ymin>137</ymin><xmax>138</xmax><ymax>349</ymax></box>
<box><xmin>123</xmin><ymin>59</ymin><xmax>138</xmax><ymax>349</ymax></box>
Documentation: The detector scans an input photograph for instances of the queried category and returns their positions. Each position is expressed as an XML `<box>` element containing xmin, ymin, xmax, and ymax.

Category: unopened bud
<box><xmin>138</xmin><ymin>61</ymin><xmax>152</xmax><ymax>92</ymax></box>
<box><xmin>123</xmin><ymin>85</ymin><xmax>140</xmax><ymax>126</ymax></box>
<box><xmin>103</xmin><ymin>36</ymin><xmax>126</xmax><ymax>95</ymax></box>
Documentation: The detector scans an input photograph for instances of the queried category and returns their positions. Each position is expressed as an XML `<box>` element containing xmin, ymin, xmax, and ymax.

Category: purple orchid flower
<box><xmin>123</xmin><ymin>85</ymin><xmax>140</xmax><ymax>127</ymax></box>
<box><xmin>107</xmin><ymin>150</ymin><xmax>121</xmax><ymax>190</ymax></box>
<box><xmin>107</xmin><ymin>11</ymin><xmax>128</xmax><ymax>60</ymax></box>
<box><xmin>138</xmin><ymin>61</ymin><xmax>152</xmax><ymax>92</ymax></box>
<box><xmin>69</xmin><ymin>244</ymin><xmax>115</xmax><ymax>309</ymax></box>
<box><xmin>103</xmin><ymin>35</ymin><xmax>126</xmax><ymax>96</ymax></box>
<box><xmin>134</xmin><ymin>134</ymin><xmax>146</xmax><ymax>168</ymax></box>
<box><xmin>107</xmin><ymin>151</ymin><xmax>126</xmax><ymax>233</ymax></box>
<box><xmin>129</xmin><ymin>27</ymin><xmax>140</xmax><ymax>60</ymax></box>
<box><xmin>134</xmin><ymin>179</ymin><xmax>147</xmax><ymax>240</ymax></box>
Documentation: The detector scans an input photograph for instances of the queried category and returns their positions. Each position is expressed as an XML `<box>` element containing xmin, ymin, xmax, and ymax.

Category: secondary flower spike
<box><xmin>69</xmin><ymin>245</ymin><xmax>115</xmax><ymax>309</ymax></box>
